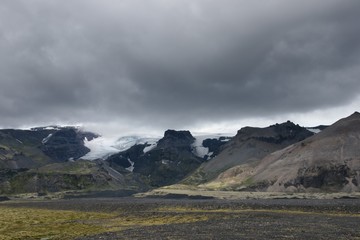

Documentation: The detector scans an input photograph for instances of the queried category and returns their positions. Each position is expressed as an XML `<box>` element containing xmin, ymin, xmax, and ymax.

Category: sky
<box><xmin>0</xmin><ymin>0</ymin><xmax>359</xmax><ymax>137</ymax></box>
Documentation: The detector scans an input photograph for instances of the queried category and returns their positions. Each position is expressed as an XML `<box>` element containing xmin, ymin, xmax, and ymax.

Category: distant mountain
<box><xmin>0</xmin><ymin>126</ymin><xmax>97</xmax><ymax>169</ymax></box>
<box><xmin>2</xmin><ymin>113</ymin><xmax>357</xmax><ymax>196</ymax></box>
<box><xmin>183</xmin><ymin>121</ymin><xmax>314</xmax><ymax>186</ymax></box>
<box><xmin>208</xmin><ymin>112</ymin><xmax>360</xmax><ymax>192</ymax></box>
<box><xmin>106</xmin><ymin>130</ymin><xmax>205</xmax><ymax>187</ymax></box>
<box><xmin>0</xmin><ymin>126</ymin><xmax>233</xmax><ymax>195</ymax></box>
<box><xmin>0</xmin><ymin>126</ymin><xmax>126</xmax><ymax>195</ymax></box>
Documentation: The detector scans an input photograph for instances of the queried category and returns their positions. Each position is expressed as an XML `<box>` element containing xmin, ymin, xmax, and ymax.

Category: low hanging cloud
<box><xmin>1</xmin><ymin>0</ymin><xmax>360</xmax><ymax>134</ymax></box>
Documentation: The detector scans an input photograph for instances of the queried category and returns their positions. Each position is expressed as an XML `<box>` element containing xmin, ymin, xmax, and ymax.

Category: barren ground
<box><xmin>1</xmin><ymin>196</ymin><xmax>360</xmax><ymax>239</ymax></box>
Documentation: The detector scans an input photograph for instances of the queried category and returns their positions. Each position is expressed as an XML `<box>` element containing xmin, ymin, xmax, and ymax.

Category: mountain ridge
<box><xmin>1</xmin><ymin>113</ymin><xmax>359</xmax><ymax>197</ymax></box>
<box><xmin>182</xmin><ymin>121</ymin><xmax>314</xmax><ymax>185</ymax></box>
<box><xmin>205</xmin><ymin>112</ymin><xmax>360</xmax><ymax>192</ymax></box>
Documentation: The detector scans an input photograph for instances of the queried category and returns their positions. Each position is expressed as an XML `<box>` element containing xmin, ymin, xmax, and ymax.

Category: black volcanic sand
<box><xmin>2</xmin><ymin>197</ymin><xmax>360</xmax><ymax>240</ymax></box>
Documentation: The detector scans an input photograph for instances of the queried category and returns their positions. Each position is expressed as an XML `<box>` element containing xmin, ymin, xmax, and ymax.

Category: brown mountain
<box><xmin>212</xmin><ymin>112</ymin><xmax>360</xmax><ymax>192</ymax></box>
<box><xmin>183</xmin><ymin>121</ymin><xmax>313</xmax><ymax>185</ymax></box>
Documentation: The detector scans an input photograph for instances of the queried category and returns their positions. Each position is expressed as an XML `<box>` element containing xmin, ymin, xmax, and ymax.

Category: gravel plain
<box><xmin>2</xmin><ymin>197</ymin><xmax>360</xmax><ymax>239</ymax></box>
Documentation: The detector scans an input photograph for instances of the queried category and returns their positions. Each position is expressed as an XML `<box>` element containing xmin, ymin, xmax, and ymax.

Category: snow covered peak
<box><xmin>83</xmin><ymin>132</ymin><xmax>233</xmax><ymax>161</ymax></box>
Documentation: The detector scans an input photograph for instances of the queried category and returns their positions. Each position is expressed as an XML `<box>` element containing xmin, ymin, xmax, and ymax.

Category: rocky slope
<box><xmin>211</xmin><ymin>112</ymin><xmax>360</xmax><ymax>192</ymax></box>
<box><xmin>183</xmin><ymin>121</ymin><xmax>314</xmax><ymax>185</ymax></box>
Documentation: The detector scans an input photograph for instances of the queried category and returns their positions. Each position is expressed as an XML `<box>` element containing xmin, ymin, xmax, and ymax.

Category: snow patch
<box><xmin>126</xmin><ymin>158</ymin><xmax>135</xmax><ymax>172</ymax></box>
<box><xmin>307</xmin><ymin>128</ymin><xmax>321</xmax><ymax>134</ymax></box>
<box><xmin>191</xmin><ymin>133</ymin><xmax>232</xmax><ymax>159</ymax></box>
<box><xmin>44</xmin><ymin>126</ymin><xmax>61</xmax><ymax>130</ymax></box>
<box><xmin>16</xmin><ymin>139</ymin><xmax>23</xmax><ymax>144</ymax></box>
<box><xmin>162</xmin><ymin>160</ymin><xmax>170</xmax><ymax>165</ymax></box>
<box><xmin>113</xmin><ymin>136</ymin><xmax>159</xmax><ymax>152</ymax></box>
<box><xmin>143</xmin><ymin>142</ymin><xmax>157</xmax><ymax>153</ymax></box>
<box><xmin>220</xmin><ymin>138</ymin><xmax>231</xmax><ymax>142</ymax></box>
<box><xmin>31</xmin><ymin>125</ymin><xmax>67</xmax><ymax>131</ymax></box>
<box><xmin>42</xmin><ymin>134</ymin><xmax>53</xmax><ymax>144</ymax></box>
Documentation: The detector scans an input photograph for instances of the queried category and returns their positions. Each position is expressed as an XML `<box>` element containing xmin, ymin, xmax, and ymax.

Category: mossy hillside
<box><xmin>33</xmin><ymin>160</ymin><xmax>100</xmax><ymax>175</ymax></box>
<box><xmin>0</xmin><ymin>207</ymin><xmax>109</xmax><ymax>240</ymax></box>
<box><xmin>3</xmin><ymin>161</ymin><xmax>106</xmax><ymax>194</ymax></box>
<box><xmin>7</xmin><ymin>171</ymin><xmax>111</xmax><ymax>194</ymax></box>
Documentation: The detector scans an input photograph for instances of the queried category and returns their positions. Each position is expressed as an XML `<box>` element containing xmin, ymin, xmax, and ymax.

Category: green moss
<box><xmin>0</xmin><ymin>206</ymin><xmax>210</xmax><ymax>239</ymax></box>
<box><xmin>35</xmin><ymin>161</ymin><xmax>98</xmax><ymax>175</ymax></box>
<box><xmin>0</xmin><ymin>207</ymin><xmax>111</xmax><ymax>240</ymax></box>
<box><xmin>242</xmin><ymin>177</ymin><xmax>254</xmax><ymax>186</ymax></box>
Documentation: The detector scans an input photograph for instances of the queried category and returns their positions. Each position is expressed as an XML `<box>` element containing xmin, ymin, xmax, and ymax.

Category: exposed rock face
<box><xmin>40</xmin><ymin>128</ymin><xmax>92</xmax><ymax>162</ymax></box>
<box><xmin>202</xmin><ymin>137</ymin><xmax>229</xmax><ymax>159</ymax></box>
<box><xmin>231</xmin><ymin>112</ymin><xmax>360</xmax><ymax>192</ymax></box>
<box><xmin>107</xmin><ymin>144</ymin><xmax>146</xmax><ymax>172</ymax></box>
<box><xmin>157</xmin><ymin>130</ymin><xmax>195</xmax><ymax>148</ymax></box>
<box><xmin>107</xmin><ymin>130</ymin><xmax>204</xmax><ymax>187</ymax></box>
<box><xmin>184</xmin><ymin>121</ymin><xmax>313</xmax><ymax>185</ymax></box>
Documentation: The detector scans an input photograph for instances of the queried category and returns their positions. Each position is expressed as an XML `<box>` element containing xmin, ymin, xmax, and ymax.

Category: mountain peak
<box><xmin>157</xmin><ymin>130</ymin><xmax>195</xmax><ymax>148</ymax></box>
<box><xmin>350</xmin><ymin>111</ymin><xmax>360</xmax><ymax>117</ymax></box>
<box><xmin>163</xmin><ymin>130</ymin><xmax>194</xmax><ymax>140</ymax></box>
<box><xmin>334</xmin><ymin>111</ymin><xmax>360</xmax><ymax>125</ymax></box>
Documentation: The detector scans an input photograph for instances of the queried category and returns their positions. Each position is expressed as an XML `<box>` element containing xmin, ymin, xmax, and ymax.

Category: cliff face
<box><xmin>40</xmin><ymin>128</ymin><xmax>95</xmax><ymax>162</ymax></box>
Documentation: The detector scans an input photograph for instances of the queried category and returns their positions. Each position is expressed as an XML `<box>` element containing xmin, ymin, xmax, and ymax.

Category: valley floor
<box><xmin>1</xmin><ymin>197</ymin><xmax>360</xmax><ymax>239</ymax></box>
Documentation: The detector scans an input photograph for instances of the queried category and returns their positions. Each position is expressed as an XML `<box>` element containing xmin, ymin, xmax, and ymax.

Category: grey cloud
<box><xmin>0</xmin><ymin>0</ymin><xmax>360</xmax><ymax>133</ymax></box>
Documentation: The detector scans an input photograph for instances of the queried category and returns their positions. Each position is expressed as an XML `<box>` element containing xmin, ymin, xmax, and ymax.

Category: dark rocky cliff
<box><xmin>107</xmin><ymin>130</ymin><xmax>204</xmax><ymax>187</ymax></box>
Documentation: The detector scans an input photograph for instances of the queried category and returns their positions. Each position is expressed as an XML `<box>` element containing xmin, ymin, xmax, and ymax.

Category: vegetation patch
<box><xmin>0</xmin><ymin>207</ymin><xmax>109</xmax><ymax>240</ymax></box>
<box><xmin>0</xmin><ymin>205</ymin><xmax>210</xmax><ymax>239</ymax></box>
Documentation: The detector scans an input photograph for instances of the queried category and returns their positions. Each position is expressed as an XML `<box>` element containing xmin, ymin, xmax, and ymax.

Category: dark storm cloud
<box><xmin>1</xmin><ymin>0</ymin><xmax>360</xmax><ymax>132</ymax></box>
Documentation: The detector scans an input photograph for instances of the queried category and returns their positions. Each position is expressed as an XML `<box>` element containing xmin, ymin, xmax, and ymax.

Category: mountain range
<box><xmin>0</xmin><ymin>112</ymin><xmax>359</xmax><ymax>197</ymax></box>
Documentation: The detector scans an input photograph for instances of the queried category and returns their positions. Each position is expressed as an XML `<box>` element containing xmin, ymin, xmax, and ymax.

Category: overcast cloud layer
<box><xmin>1</xmin><ymin>0</ymin><xmax>360</xmax><ymax>136</ymax></box>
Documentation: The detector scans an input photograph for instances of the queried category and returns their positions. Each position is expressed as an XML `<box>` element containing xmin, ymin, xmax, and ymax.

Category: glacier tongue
<box><xmin>83</xmin><ymin>137</ymin><xmax>120</xmax><ymax>160</ymax></box>
<box><xmin>83</xmin><ymin>135</ymin><xmax>160</xmax><ymax>160</ymax></box>
<box><xmin>192</xmin><ymin>133</ymin><xmax>231</xmax><ymax>159</ymax></box>
<box><xmin>83</xmin><ymin>133</ymin><xmax>232</xmax><ymax>161</ymax></box>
